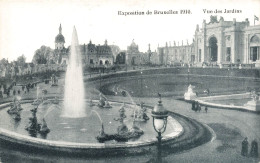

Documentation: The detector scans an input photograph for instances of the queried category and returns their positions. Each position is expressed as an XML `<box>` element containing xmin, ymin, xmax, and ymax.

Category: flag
<box><xmin>255</xmin><ymin>15</ymin><xmax>259</xmax><ymax>21</ymax></box>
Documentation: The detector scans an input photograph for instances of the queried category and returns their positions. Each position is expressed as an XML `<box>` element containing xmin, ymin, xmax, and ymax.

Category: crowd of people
<box><xmin>0</xmin><ymin>82</ymin><xmax>37</xmax><ymax>99</ymax></box>
<box><xmin>191</xmin><ymin>101</ymin><xmax>208</xmax><ymax>113</ymax></box>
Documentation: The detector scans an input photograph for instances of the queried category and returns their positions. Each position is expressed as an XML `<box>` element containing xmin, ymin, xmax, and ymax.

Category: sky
<box><xmin>0</xmin><ymin>0</ymin><xmax>259</xmax><ymax>62</ymax></box>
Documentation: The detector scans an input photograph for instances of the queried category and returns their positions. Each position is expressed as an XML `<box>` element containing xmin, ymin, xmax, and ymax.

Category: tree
<box><xmin>0</xmin><ymin>58</ymin><xmax>9</xmax><ymax>66</ymax></box>
<box><xmin>32</xmin><ymin>46</ymin><xmax>53</xmax><ymax>64</ymax></box>
<box><xmin>17</xmin><ymin>54</ymin><xmax>26</xmax><ymax>66</ymax></box>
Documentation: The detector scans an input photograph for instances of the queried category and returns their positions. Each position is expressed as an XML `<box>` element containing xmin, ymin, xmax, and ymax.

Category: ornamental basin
<box><xmin>0</xmin><ymin>100</ymin><xmax>182</xmax><ymax>144</ymax></box>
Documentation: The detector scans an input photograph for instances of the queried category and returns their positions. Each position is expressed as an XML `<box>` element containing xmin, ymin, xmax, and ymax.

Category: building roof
<box><xmin>55</xmin><ymin>34</ymin><xmax>65</xmax><ymax>43</ymax></box>
<box><xmin>96</xmin><ymin>45</ymin><xmax>112</xmax><ymax>55</ymax></box>
<box><xmin>55</xmin><ymin>24</ymin><xmax>65</xmax><ymax>43</ymax></box>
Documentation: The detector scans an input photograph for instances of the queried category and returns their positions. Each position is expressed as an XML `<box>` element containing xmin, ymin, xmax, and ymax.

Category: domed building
<box><xmin>53</xmin><ymin>24</ymin><xmax>68</xmax><ymax>65</ymax></box>
<box><xmin>55</xmin><ymin>24</ymin><xmax>65</xmax><ymax>50</ymax></box>
<box><xmin>126</xmin><ymin>40</ymin><xmax>142</xmax><ymax>65</ymax></box>
<box><xmin>54</xmin><ymin>25</ymin><xmax>114</xmax><ymax>67</ymax></box>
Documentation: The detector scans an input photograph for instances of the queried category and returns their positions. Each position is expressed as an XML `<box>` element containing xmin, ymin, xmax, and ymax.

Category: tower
<box><xmin>55</xmin><ymin>24</ymin><xmax>65</xmax><ymax>50</ymax></box>
<box><xmin>165</xmin><ymin>42</ymin><xmax>169</xmax><ymax>65</ymax></box>
<box><xmin>148</xmin><ymin>44</ymin><xmax>152</xmax><ymax>64</ymax></box>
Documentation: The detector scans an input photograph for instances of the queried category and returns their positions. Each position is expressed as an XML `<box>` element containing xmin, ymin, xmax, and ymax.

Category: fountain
<box><xmin>63</xmin><ymin>26</ymin><xmax>85</xmax><ymax>118</ymax></box>
<box><xmin>0</xmin><ymin>27</ymin><xmax>199</xmax><ymax>158</ymax></box>
<box><xmin>132</xmin><ymin>102</ymin><xmax>149</xmax><ymax>122</ymax></box>
<box><xmin>98</xmin><ymin>93</ymin><xmax>111</xmax><ymax>108</ymax></box>
<box><xmin>25</xmin><ymin>105</ymin><xmax>41</xmax><ymax>137</ymax></box>
<box><xmin>7</xmin><ymin>97</ymin><xmax>23</xmax><ymax>115</ymax></box>
<box><xmin>39</xmin><ymin>118</ymin><xmax>50</xmax><ymax>135</ymax></box>
<box><xmin>115</xmin><ymin>87</ymin><xmax>149</xmax><ymax>122</ymax></box>
<box><xmin>32</xmin><ymin>87</ymin><xmax>42</xmax><ymax>105</ymax></box>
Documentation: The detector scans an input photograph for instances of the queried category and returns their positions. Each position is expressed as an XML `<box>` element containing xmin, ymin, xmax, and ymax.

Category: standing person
<box><xmin>191</xmin><ymin>101</ymin><xmax>195</xmax><ymax>111</ymax></box>
<box><xmin>195</xmin><ymin>101</ymin><xmax>199</xmax><ymax>112</ymax></box>
<box><xmin>241</xmin><ymin>137</ymin><xmax>249</xmax><ymax>156</ymax></box>
<box><xmin>18</xmin><ymin>90</ymin><xmax>20</xmax><ymax>95</ymax></box>
<box><xmin>205</xmin><ymin>106</ymin><xmax>208</xmax><ymax>113</ymax></box>
<box><xmin>198</xmin><ymin>104</ymin><xmax>201</xmax><ymax>112</ymax></box>
<box><xmin>7</xmin><ymin>89</ymin><xmax>10</xmax><ymax>97</ymax></box>
<box><xmin>27</xmin><ymin>86</ymin><xmax>29</xmax><ymax>93</ymax></box>
<box><xmin>250</xmin><ymin>139</ymin><xmax>258</xmax><ymax>158</ymax></box>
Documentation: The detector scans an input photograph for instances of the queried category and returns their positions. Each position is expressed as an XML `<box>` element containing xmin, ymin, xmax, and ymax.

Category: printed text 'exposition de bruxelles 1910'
<box><xmin>118</xmin><ymin>10</ymin><xmax>191</xmax><ymax>16</ymax></box>
<box><xmin>118</xmin><ymin>9</ymin><xmax>242</xmax><ymax>16</ymax></box>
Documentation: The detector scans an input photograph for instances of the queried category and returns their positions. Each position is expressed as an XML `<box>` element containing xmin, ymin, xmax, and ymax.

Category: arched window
<box><xmin>250</xmin><ymin>35</ymin><xmax>260</xmax><ymax>43</ymax></box>
<box><xmin>250</xmin><ymin>35</ymin><xmax>260</xmax><ymax>61</ymax></box>
<box><xmin>209</xmin><ymin>37</ymin><xmax>218</xmax><ymax>62</ymax></box>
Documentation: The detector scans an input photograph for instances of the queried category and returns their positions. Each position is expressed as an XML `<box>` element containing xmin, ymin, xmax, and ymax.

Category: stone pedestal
<box><xmin>255</xmin><ymin>60</ymin><xmax>260</xmax><ymax>68</ymax></box>
<box><xmin>184</xmin><ymin>85</ymin><xmax>197</xmax><ymax>100</ymax></box>
<box><xmin>244</xmin><ymin>99</ymin><xmax>260</xmax><ymax>111</ymax></box>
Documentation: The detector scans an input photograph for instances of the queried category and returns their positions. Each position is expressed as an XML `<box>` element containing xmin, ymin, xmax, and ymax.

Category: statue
<box><xmin>25</xmin><ymin>108</ymin><xmax>41</xmax><ymax>137</ymax></box>
<box><xmin>30</xmin><ymin>105</ymin><xmax>38</xmax><ymax>114</ymax></box>
<box><xmin>184</xmin><ymin>84</ymin><xmax>197</xmax><ymax>100</ymax></box>
<box><xmin>219</xmin><ymin>16</ymin><xmax>224</xmax><ymax>22</ymax></box>
<box><xmin>96</xmin><ymin>123</ymin><xmax>112</xmax><ymax>143</ymax></box>
<box><xmin>253</xmin><ymin>93</ymin><xmax>259</xmax><ymax>101</ymax></box>
<box><xmin>187</xmin><ymin>85</ymin><xmax>195</xmax><ymax>93</ymax></box>
<box><xmin>89</xmin><ymin>99</ymin><xmax>95</xmax><ymax>107</ymax></box>
<box><xmin>52</xmin><ymin>96</ymin><xmax>59</xmax><ymax>104</ymax></box>
<box><xmin>244</xmin><ymin>90</ymin><xmax>260</xmax><ymax>111</ymax></box>
<box><xmin>13</xmin><ymin>112</ymin><xmax>21</xmax><ymax>121</ymax></box>
<box><xmin>115</xmin><ymin>103</ymin><xmax>127</xmax><ymax>121</ymax></box>
<box><xmin>210</xmin><ymin>15</ymin><xmax>218</xmax><ymax>24</ymax></box>
<box><xmin>117</xmin><ymin>122</ymin><xmax>129</xmax><ymax>136</ymax></box>
<box><xmin>99</xmin><ymin>123</ymin><xmax>106</xmax><ymax>137</ymax></box>
<box><xmin>7</xmin><ymin>97</ymin><xmax>23</xmax><ymax>115</ymax></box>
<box><xmin>32</xmin><ymin>98</ymin><xmax>42</xmax><ymax>105</ymax></box>
<box><xmin>131</xmin><ymin>102</ymin><xmax>149</xmax><ymax>122</ymax></box>
<box><xmin>250</xmin><ymin>90</ymin><xmax>259</xmax><ymax>101</ymax></box>
<box><xmin>39</xmin><ymin>118</ymin><xmax>50</xmax><ymax>134</ymax></box>
<box><xmin>98</xmin><ymin>93</ymin><xmax>107</xmax><ymax>107</ymax></box>
<box><xmin>51</xmin><ymin>74</ymin><xmax>58</xmax><ymax>86</ymax></box>
<box><xmin>129</xmin><ymin>121</ymin><xmax>144</xmax><ymax>136</ymax></box>
<box><xmin>103</xmin><ymin>101</ymin><xmax>112</xmax><ymax>108</ymax></box>
<box><xmin>96</xmin><ymin>102</ymin><xmax>145</xmax><ymax>143</ymax></box>
<box><xmin>204</xmin><ymin>89</ymin><xmax>210</xmax><ymax>96</ymax></box>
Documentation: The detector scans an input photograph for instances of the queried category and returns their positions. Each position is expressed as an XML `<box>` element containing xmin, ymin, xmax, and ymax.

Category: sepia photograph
<box><xmin>0</xmin><ymin>0</ymin><xmax>259</xmax><ymax>162</ymax></box>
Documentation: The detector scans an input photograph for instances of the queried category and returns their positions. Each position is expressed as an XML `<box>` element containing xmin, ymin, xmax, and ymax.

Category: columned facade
<box><xmin>194</xmin><ymin>16</ymin><xmax>260</xmax><ymax>65</ymax></box>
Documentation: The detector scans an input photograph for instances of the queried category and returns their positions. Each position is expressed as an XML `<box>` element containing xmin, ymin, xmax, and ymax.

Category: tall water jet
<box><xmin>63</xmin><ymin>26</ymin><xmax>85</xmax><ymax>117</ymax></box>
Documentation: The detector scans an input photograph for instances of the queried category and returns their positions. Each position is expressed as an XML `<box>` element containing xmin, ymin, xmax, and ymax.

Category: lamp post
<box><xmin>140</xmin><ymin>71</ymin><xmax>143</xmax><ymax>96</ymax></box>
<box><xmin>151</xmin><ymin>94</ymin><xmax>169</xmax><ymax>163</ymax></box>
<box><xmin>99</xmin><ymin>69</ymin><xmax>101</xmax><ymax>89</ymax></box>
<box><xmin>188</xmin><ymin>67</ymin><xmax>190</xmax><ymax>85</ymax></box>
<box><xmin>228</xmin><ymin>68</ymin><xmax>230</xmax><ymax>88</ymax></box>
